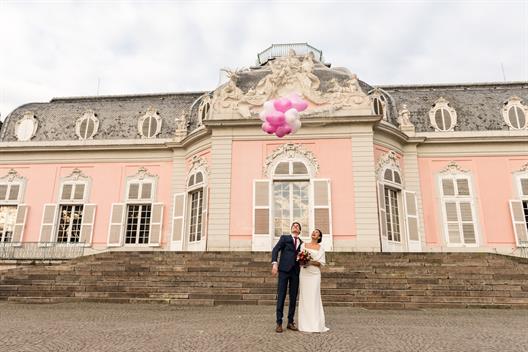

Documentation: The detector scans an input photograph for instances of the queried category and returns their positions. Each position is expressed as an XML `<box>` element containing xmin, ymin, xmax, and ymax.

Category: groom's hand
<box><xmin>271</xmin><ymin>263</ymin><xmax>278</xmax><ymax>276</ymax></box>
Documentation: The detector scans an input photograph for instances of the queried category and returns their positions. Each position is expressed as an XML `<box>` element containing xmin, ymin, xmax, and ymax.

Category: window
<box><xmin>369</xmin><ymin>89</ymin><xmax>387</xmax><ymax>120</ymax></box>
<box><xmin>187</xmin><ymin>171</ymin><xmax>205</xmax><ymax>243</ymax></box>
<box><xmin>0</xmin><ymin>205</ymin><xmax>16</xmax><ymax>242</ymax></box>
<box><xmin>198</xmin><ymin>97</ymin><xmax>211</xmax><ymax>125</ymax></box>
<box><xmin>0</xmin><ymin>183</ymin><xmax>21</xmax><ymax>202</ymax></box>
<box><xmin>75</xmin><ymin>111</ymin><xmax>99</xmax><ymax>140</ymax></box>
<box><xmin>272</xmin><ymin>160</ymin><xmax>310</xmax><ymax>237</ymax></box>
<box><xmin>429</xmin><ymin>97</ymin><xmax>457</xmax><ymax>132</ymax></box>
<box><xmin>15</xmin><ymin>112</ymin><xmax>38</xmax><ymax>141</ymax></box>
<box><xmin>125</xmin><ymin>204</ymin><xmax>151</xmax><ymax>244</ymax></box>
<box><xmin>440</xmin><ymin>176</ymin><xmax>477</xmax><ymax>246</ymax></box>
<box><xmin>57</xmin><ymin>205</ymin><xmax>83</xmax><ymax>243</ymax></box>
<box><xmin>138</xmin><ymin>108</ymin><xmax>162</xmax><ymax>139</ymax></box>
<box><xmin>503</xmin><ymin>97</ymin><xmax>528</xmax><ymax>130</ymax></box>
<box><xmin>379</xmin><ymin>165</ymin><xmax>403</xmax><ymax>244</ymax></box>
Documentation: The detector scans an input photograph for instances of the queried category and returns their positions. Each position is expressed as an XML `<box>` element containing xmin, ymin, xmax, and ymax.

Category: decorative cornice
<box><xmin>0</xmin><ymin>169</ymin><xmax>24</xmax><ymax>183</ymax></box>
<box><xmin>264</xmin><ymin>143</ymin><xmax>319</xmax><ymax>177</ymax></box>
<box><xmin>376</xmin><ymin>150</ymin><xmax>401</xmax><ymax>176</ymax></box>
<box><xmin>439</xmin><ymin>161</ymin><xmax>469</xmax><ymax>174</ymax></box>
<box><xmin>130</xmin><ymin>166</ymin><xmax>157</xmax><ymax>180</ymax></box>
<box><xmin>63</xmin><ymin>168</ymin><xmax>90</xmax><ymax>181</ymax></box>
<box><xmin>189</xmin><ymin>155</ymin><xmax>209</xmax><ymax>176</ymax></box>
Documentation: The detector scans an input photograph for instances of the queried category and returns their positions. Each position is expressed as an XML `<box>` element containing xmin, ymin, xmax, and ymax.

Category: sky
<box><xmin>0</xmin><ymin>0</ymin><xmax>527</xmax><ymax>121</ymax></box>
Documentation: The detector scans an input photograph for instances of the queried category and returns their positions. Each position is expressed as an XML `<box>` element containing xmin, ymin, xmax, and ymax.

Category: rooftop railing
<box><xmin>257</xmin><ymin>43</ymin><xmax>323</xmax><ymax>65</ymax></box>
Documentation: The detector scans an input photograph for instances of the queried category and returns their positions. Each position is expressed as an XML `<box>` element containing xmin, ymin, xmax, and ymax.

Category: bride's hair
<box><xmin>315</xmin><ymin>229</ymin><xmax>323</xmax><ymax>243</ymax></box>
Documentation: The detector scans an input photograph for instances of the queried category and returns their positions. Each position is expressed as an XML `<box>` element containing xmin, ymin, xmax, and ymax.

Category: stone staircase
<box><xmin>1</xmin><ymin>251</ymin><xmax>528</xmax><ymax>309</ymax></box>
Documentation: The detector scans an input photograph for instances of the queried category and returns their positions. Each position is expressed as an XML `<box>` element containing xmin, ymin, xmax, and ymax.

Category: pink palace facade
<box><xmin>0</xmin><ymin>44</ymin><xmax>527</xmax><ymax>257</ymax></box>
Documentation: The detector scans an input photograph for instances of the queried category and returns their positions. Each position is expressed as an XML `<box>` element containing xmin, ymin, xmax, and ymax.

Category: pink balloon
<box><xmin>262</xmin><ymin>122</ymin><xmax>276</xmax><ymax>134</ymax></box>
<box><xmin>267</xmin><ymin>111</ymin><xmax>285</xmax><ymax>126</ymax></box>
<box><xmin>273</xmin><ymin>98</ymin><xmax>293</xmax><ymax>113</ymax></box>
<box><xmin>292</xmin><ymin>100</ymin><xmax>308</xmax><ymax>112</ymax></box>
<box><xmin>275</xmin><ymin>125</ymin><xmax>292</xmax><ymax>138</ymax></box>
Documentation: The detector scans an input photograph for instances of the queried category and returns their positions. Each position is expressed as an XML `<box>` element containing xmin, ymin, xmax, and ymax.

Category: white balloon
<box><xmin>284</xmin><ymin>108</ymin><xmax>299</xmax><ymax>124</ymax></box>
<box><xmin>291</xmin><ymin>119</ymin><xmax>301</xmax><ymax>133</ymax></box>
<box><xmin>259</xmin><ymin>110</ymin><xmax>267</xmax><ymax>122</ymax></box>
<box><xmin>263</xmin><ymin>101</ymin><xmax>275</xmax><ymax>114</ymax></box>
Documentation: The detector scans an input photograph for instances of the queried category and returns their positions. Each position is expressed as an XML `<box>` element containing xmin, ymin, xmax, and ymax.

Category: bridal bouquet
<box><xmin>297</xmin><ymin>249</ymin><xmax>313</xmax><ymax>266</ymax></box>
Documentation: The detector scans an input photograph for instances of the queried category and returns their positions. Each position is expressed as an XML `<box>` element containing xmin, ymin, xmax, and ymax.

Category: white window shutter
<box><xmin>171</xmin><ymin>193</ymin><xmax>186</xmax><ymax>244</ymax></box>
<box><xmin>459</xmin><ymin>201</ymin><xmax>476</xmax><ymax>244</ymax></box>
<box><xmin>201</xmin><ymin>186</ymin><xmax>208</xmax><ymax>244</ymax></box>
<box><xmin>403</xmin><ymin>191</ymin><xmax>420</xmax><ymax>245</ymax></box>
<box><xmin>12</xmin><ymin>204</ymin><xmax>28</xmax><ymax>245</ymax></box>
<box><xmin>149</xmin><ymin>203</ymin><xmax>164</xmax><ymax>246</ymax></box>
<box><xmin>521</xmin><ymin>178</ymin><xmax>528</xmax><ymax>197</ymax></box>
<box><xmin>80</xmin><ymin>204</ymin><xmax>96</xmax><ymax>246</ymax></box>
<box><xmin>377</xmin><ymin>182</ymin><xmax>387</xmax><ymax>239</ymax></box>
<box><xmin>509</xmin><ymin>200</ymin><xmax>528</xmax><ymax>246</ymax></box>
<box><xmin>312</xmin><ymin>179</ymin><xmax>332</xmax><ymax>237</ymax></box>
<box><xmin>39</xmin><ymin>204</ymin><xmax>58</xmax><ymax>245</ymax></box>
<box><xmin>253</xmin><ymin>180</ymin><xmax>271</xmax><ymax>236</ymax></box>
<box><xmin>108</xmin><ymin>203</ymin><xmax>125</xmax><ymax>247</ymax></box>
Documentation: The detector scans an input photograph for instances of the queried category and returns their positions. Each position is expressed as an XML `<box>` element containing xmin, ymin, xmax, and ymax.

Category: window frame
<box><xmin>503</xmin><ymin>97</ymin><xmax>528</xmax><ymax>130</ymax></box>
<box><xmin>438</xmin><ymin>173</ymin><xmax>480</xmax><ymax>247</ymax></box>
<box><xmin>429</xmin><ymin>97</ymin><xmax>457</xmax><ymax>132</ymax></box>
<box><xmin>186</xmin><ymin>170</ymin><xmax>206</xmax><ymax>244</ymax></box>
<box><xmin>75</xmin><ymin>110</ymin><xmax>99</xmax><ymax>140</ymax></box>
<box><xmin>137</xmin><ymin>108</ymin><xmax>162</xmax><ymax>139</ymax></box>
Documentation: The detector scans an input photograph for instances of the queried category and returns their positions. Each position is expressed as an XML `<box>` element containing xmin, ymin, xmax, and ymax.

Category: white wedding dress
<box><xmin>298</xmin><ymin>244</ymin><xmax>329</xmax><ymax>332</ymax></box>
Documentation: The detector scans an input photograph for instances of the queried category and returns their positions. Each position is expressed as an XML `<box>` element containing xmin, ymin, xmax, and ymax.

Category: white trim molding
<box><xmin>264</xmin><ymin>143</ymin><xmax>319</xmax><ymax>178</ymax></box>
<box><xmin>15</xmin><ymin>111</ymin><xmax>39</xmax><ymax>141</ymax></box>
<box><xmin>429</xmin><ymin>97</ymin><xmax>457</xmax><ymax>132</ymax></box>
<box><xmin>502</xmin><ymin>96</ymin><xmax>528</xmax><ymax>130</ymax></box>
<box><xmin>75</xmin><ymin>110</ymin><xmax>99</xmax><ymax>140</ymax></box>
<box><xmin>138</xmin><ymin>107</ymin><xmax>162</xmax><ymax>139</ymax></box>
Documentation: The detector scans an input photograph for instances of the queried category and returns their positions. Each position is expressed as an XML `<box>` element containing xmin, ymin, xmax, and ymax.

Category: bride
<box><xmin>298</xmin><ymin>229</ymin><xmax>329</xmax><ymax>333</ymax></box>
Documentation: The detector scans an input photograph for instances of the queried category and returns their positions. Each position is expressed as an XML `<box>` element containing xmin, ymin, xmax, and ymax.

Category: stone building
<box><xmin>0</xmin><ymin>43</ymin><xmax>527</xmax><ymax>256</ymax></box>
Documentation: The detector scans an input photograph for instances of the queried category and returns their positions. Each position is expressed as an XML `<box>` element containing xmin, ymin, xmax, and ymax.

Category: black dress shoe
<box><xmin>287</xmin><ymin>322</ymin><xmax>298</xmax><ymax>331</ymax></box>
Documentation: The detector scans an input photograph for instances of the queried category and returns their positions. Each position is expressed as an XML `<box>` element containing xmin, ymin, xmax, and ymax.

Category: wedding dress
<box><xmin>298</xmin><ymin>244</ymin><xmax>329</xmax><ymax>332</ymax></box>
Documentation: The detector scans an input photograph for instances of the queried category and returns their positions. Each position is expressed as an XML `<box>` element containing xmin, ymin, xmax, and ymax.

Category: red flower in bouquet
<box><xmin>297</xmin><ymin>249</ymin><xmax>313</xmax><ymax>266</ymax></box>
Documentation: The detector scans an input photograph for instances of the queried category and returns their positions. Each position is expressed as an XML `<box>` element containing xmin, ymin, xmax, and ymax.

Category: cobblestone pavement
<box><xmin>0</xmin><ymin>303</ymin><xmax>527</xmax><ymax>352</ymax></box>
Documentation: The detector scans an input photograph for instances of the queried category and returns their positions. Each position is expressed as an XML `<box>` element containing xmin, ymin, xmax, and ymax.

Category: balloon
<box><xmin>284</xmin><ymin>108</ymin><xmax>299</xmax><ymax>124</ymax></box>
<box><xmin>262</xmin><ymin>122</ymin><xmax>276</xmax><ymax>134</ymax></box>
<box><xmin>290</xmin><ymin>119</ymin><xmax>301</xmax><ymax>133</ymax></box>
<box><xmin>289</xmin><ymin>92</ymin><xmax>309</xmax><ymax>112</ymax></box>
<box><xmin>258</xmin><ymin>110</ymin><xmax>267</xmax><ymax>122</ymax></box>
<box><xmin>263</xmin><ymin>100</ymin><xmax>275</xmax><ymax>114</ymax></box>
<box><xmin>267</xmin><ymin>111</ymin><xmax>285</xmax><ymax>126</ymax></box>
<box><xmin>273</xmin><ymin>98</ymin><xmax>292</xmax><ymax>113</ymax></box>
<box><xmin>275</xmin><ymin>125</ymin><xmax>291</xmax><ymax>138</ymax></box>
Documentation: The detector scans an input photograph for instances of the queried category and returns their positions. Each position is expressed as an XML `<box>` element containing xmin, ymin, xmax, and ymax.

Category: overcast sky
<box><xmin>0</xmin><ymin>0</ymin><xmax>527</xmax><ymax>121</ymax></box>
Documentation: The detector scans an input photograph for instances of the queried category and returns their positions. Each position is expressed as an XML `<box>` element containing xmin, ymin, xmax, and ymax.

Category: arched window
<box><xmin>272</xmin><ymin>160</ymin><xmax>311</xmax><ymax>237</ymax></box>
<box><xmin>380</xmin><ymin>166</ymin><xmax>403</xmax><ymax>243</ymax></box>
<box><xmin>187</xmin><ymin>170</ymin><xmax>206</xmax><ymax>245</ymax></box>
<box><xmin>138</xmin><ymin>107</ymin><xmax>162</xmax><ymax>139</ymax></box>
<box><xmin>75</xmin><ymin>111</ymin><xmax>99</xmax><ymax>140</ymax></box>
<box><xmin>503</xmin><ymin>97</ymin><xmax>528</xmax><ymax>130</ymax></box>
<box><xmin>198</xmin><ymin>97</ymin><xmax>211</xmax><ymax>125</ymax></box>
<box><xmin>369</xmin><ymin>89</ymin><xmax>387</xmax><ymax>120</ymax></box>
<box><xmin>0</xmin><ymin>169</ymin><xmax>27</xmax><ymax>244</ymax></box>
<box><xmin>429</xmin><ymin>97</ymin><xmax>457</xmax><ymax>132</ymax></box>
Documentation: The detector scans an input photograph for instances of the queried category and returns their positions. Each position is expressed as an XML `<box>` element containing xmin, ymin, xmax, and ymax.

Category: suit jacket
<box><xmin>271</xmin><ymin>234</ymin><xmax>303</xmax><ymax>273</ymax></box>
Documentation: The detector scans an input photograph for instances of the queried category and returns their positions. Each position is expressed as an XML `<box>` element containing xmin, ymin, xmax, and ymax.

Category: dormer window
<box><xmin>503</xmin><ymin>97</ymin><xmax>528</xmax><ymax>130</ymax></box>
<box><xmin>15</xmin><ymin>112</ymin><xmax>38</xmax><ymax>141</ymax></box>
<box><xmin>429</xmin><ymin>97</ymin><xmax>457</xmax><ymax>132</ymax></box>
<box><xmin>138</xmin><ymin>107</ymin><xmax>162</xmax><ymax>139</ymax></box>
<box><xmin>198</xmin><ymin>96</ymin><xmax>211</xmax><ymax>125</ymax></box>
<box><xmin>75</xmin><ymin>110</ymin><xmax>99</xmax><ymax>140</ymax></box>
<box><xmin>369</xmin><ymin>89</ymin><xmax>387</xmax><ymax>120</ymax></box>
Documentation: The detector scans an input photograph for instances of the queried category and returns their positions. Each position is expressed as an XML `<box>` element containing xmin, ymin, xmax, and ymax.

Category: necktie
<box><xmin>294</xmin><ymin>236</ymin><xmax>298</xmax><ymax>253</ymax></box>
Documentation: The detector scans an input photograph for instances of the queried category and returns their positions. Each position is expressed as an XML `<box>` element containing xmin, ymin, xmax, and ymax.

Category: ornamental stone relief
<box><xmin>375</xmin><ymin>150</ymin><xmax>401</xmax><ymax>177</ymax></box>
<box><xmin>439</xmin><ymin>161</ymin><xmax>469</xmax><ymax>174</ymax></box>
<box><xmin>264</xmin><ymin>143</ymin><xmax>319</xmax><ymax>178</ymax></box>
<box><xmin>211</xmin><ymin>51</ymin><xmax>371</xmax><ymax>120</ymax></box>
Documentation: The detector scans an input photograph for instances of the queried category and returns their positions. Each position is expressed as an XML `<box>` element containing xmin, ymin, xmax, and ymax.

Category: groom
<box><xmin>271</xmin><ymin>222</ymin><xmax>302</xmax><ymax>333</ymax></box>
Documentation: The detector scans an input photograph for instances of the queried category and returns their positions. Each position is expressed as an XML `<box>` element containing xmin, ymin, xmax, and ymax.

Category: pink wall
<box><xmin>229</xmin><ymin>139</ymin><xmax>355</xmax><ymax>241</ymax></box>
<box><xmin>418</xmin><ymin>157</ymin><xmax>528</xmax><ymax>246</ymax></box>
<box><xmin>1</xmin><ymin>162</ymin><xmax>173</xmax><ymax>246</ymax></box>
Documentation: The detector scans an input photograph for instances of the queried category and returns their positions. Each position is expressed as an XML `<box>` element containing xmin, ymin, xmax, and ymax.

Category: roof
<box><xmin>0</xmin><ymin>92</ymin><xmax>205</xmax><ymax>142</ymax></box>
<box><xmin>380</xmin><ymin>81</ymin><xmax>528</xmax><ymax>132</ymax></box>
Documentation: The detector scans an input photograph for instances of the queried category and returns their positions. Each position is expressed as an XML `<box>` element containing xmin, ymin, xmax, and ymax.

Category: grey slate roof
<box><xmin>0</xmin><ymin>92</ymin><xmax>205</xmax><ymax>142</ymax></box>
<box><xmin>380</xmin><ymin>82</ymin><xmax>528</xmax><ymax>132</ymax></box>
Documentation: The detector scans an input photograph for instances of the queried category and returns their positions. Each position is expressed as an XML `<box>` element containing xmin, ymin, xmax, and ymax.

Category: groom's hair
<box><xmin>291</xmin><ymin>222</ymin><xmax>302</xmax><ymax>231</ymax></box>
<box><xmin>315</xmin><ymin>229</ymin><xmax>323</xmax><ymax>243</ymax></box>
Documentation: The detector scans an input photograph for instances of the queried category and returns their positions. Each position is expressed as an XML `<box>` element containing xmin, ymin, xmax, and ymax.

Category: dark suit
<box><xmin>271</xmin><ymin>234</ymin><xmax>302</xmax><ymax>325</ymax></box>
